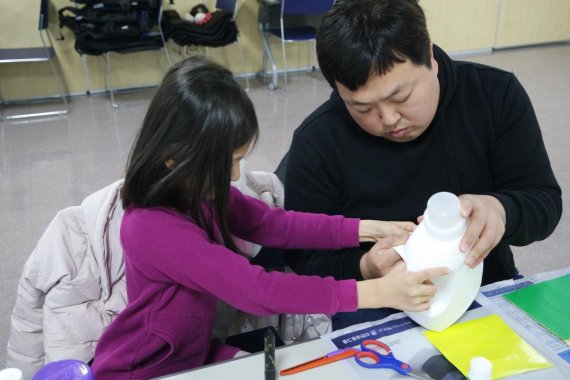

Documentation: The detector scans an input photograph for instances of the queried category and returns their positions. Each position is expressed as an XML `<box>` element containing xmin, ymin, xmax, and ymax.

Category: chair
<box><xmin>59</xmin><ymin>0</ymin><xmax>171</xmax><ymax>108</ymax></box>
<box><xmin>104</xmin><ymin>0</ymin><xmax>171</xmax><ymax>108</ymax></box>
<box><xmin>6</xmin><ymin>180</ymin><xmax>126</xmax><ymax>379</ymax></box>
<box><xmin>264</xmin><ymin>0</ymin><xmax>334</xmax><ymax>89</ymax></box>
<box><xmin>0</xmin><ymin>0</ymin><xmax>69</xmax><ymax>120</ymax></box>
<box><xmin>214</xmin><ymin>0</ymin><xmax>249</xmax><ymax>90</ymax></box>
<box><xmin>163</xmin><ymin>0</ymin><xmax>249</xmax><ymax>90</ymax></box>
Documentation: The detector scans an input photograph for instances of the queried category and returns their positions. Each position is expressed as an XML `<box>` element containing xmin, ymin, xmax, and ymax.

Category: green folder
<box><xmin>503</xmin><ymin>274</ymin><xmax>570</xmax><ymax>341</ymax></box>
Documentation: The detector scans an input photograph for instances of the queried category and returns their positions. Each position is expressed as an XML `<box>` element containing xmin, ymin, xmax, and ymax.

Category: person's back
<box><xmin>284</xmin><ymin>0</ymin><xmax>562</xmax><ymax>330</ymax></box>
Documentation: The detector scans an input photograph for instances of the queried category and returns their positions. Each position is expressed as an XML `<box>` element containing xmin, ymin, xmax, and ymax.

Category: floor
<box><xmin>1</xmin><ymin>42</ymin><xmax>569</xmax><ymax>369</ymax></box>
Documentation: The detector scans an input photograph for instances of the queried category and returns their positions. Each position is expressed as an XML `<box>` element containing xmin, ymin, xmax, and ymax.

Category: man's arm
<box><xmin>460</xmin><ymin>74</ymin><xmax>562</xmax><ymax>267</ymax></box>
<box><xmin>489</xmin><ymin>75</ymin><xmax>561</xmax><ymax>241</ymax></box>
<box><xmin>284</xmin><ymin>130</ymin><xmax>367</xmax><ymax>280</ymax></box>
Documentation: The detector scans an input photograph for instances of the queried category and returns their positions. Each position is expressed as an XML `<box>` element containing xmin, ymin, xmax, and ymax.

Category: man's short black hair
<box><xmin>317</xmin><ymin>0</ymin><xmax>432</xmax><ymax>90</ymax></box>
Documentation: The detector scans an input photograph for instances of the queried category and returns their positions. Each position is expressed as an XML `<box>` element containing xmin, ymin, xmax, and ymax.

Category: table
<box><xmin>158</xmin><ymin>336</ymin><xmax>569</xmax><ymax>380</ymax></box>
<box><xmin>159</xmin><ymin>269</ymin><xmax>570</xmax><ymax>379</ymax></box>
<box><xmin>158</xmin><ymin>339</ymin><xmax>344</xmax><ymax>380</ymax></box>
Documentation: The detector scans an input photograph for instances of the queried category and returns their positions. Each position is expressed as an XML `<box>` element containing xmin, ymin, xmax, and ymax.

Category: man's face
<box><xmin>336</xmin><ymin>54</ymin><xmax>440</xmax><ymax>142</ymax></box>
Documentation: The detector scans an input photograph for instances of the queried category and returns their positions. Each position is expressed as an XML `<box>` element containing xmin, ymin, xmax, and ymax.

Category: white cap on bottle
<box><xmin>0</xmin><ymin>368</ymin><xmax>23</xmax><ymax>380</ymax></box>
<box><xmin>468</xmin><ymin>356</ymin><xmax>492</xmax><ymax>380</ymax></box>
<box><xmin>423</xmin><ymin>192</ymin><xmax>467</xmax><ymax>241</ymax></box>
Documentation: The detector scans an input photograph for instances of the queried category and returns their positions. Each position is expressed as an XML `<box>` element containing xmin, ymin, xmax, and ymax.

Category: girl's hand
<box><xmin>357</xmin><ymin>262</ymin><xmax>449</xmax><ymax>311</ymax></box>
<box><xmin>358</xmin><ymin>220</ymin><xmax>416</xmax><ymax>242</ymax></box>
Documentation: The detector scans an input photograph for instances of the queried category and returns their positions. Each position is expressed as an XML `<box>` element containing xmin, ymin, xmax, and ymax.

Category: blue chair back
<box><xmin>39</xmin><ymin>0</ymin><xmax>49</xmax><ymax>30</ymax></box>
<box><xmin>216</xmin><ymin>0</ymin><xmax>238</xmax><ymax>16</ymax></box>
<box><xmin>282</xmin><ymin>0</ymin><xmax>335</xmax><ymax>16</ymax></box>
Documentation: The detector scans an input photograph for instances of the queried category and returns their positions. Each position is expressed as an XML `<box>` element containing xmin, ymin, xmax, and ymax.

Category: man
<box><xmin>284</xmin><ymin>0</ymin><xmax>562</xmax><ymax>330</ymax></box>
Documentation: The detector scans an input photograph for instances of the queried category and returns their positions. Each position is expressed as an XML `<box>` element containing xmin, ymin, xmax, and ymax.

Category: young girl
<box><xmin>92</xmin><ymin>57</ymin><xmax>447</xmax><ymax>378</ymax></box>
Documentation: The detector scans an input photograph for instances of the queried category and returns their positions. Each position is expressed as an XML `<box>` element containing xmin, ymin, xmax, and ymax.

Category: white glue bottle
<box><xmin>0</xmin><ymin>368</ymin><xmax>23</xmax><ymax>380</ymax></box>
<box><xmin>467</xmin><ymin>356</ymin><xmax>493</xmax><ymax>380</ymax></box>
<box><xmin>394</xmin><ymin>192</ymin><xmax>483</xmax><ymax>331</ymax></box>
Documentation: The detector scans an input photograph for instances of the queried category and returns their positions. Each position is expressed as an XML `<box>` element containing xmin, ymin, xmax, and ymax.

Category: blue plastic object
<box><xmin>32</xmin><ymin>360</ymin><xmax>93</xmax><ymax>380</ymax></box>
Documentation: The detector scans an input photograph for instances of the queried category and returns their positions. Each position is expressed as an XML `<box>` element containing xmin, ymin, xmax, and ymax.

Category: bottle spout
<box><xmin>424</xmin><ymin>192</ymin><xmax>467</xmax><ymax>241</ymax></box>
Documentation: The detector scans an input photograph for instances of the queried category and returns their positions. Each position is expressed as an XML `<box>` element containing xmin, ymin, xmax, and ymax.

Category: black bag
<box><xmin>73</xmin><ymin>33</ymin><xmax>163</xmax><ymax>55</ymax></box>
<box><xmin>59</xmin><ymin>0</ymin><xmax>163</xmax><ymax>55</ymax></box>
<box><xmin>69</xmin><ymin>0</ymin><xmax>157</xmax><ymax>10</ymax></box>
<box><xmin>161</xmin><ymin>9</ymin><xmax>238</xmax><ymax>48</ymax></box>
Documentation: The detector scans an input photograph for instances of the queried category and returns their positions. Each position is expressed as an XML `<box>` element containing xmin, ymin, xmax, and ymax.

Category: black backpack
<box><xmin>58</xmin><ymin>0</ymin><xmax>163</xmax><ymax>55</ymax></box>
<box><xmin>161</xmin><ymin>9</ymin><xmax>238</xmax><ymax>48</ymax></box>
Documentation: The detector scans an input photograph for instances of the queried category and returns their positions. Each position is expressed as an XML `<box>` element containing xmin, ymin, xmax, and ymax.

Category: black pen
<box><xmin>264</xmin><ymin>328</ymin><xmax>276</xmax><ymax>380</ymax></box>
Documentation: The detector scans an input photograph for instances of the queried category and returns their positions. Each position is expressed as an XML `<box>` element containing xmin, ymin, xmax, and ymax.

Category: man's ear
<box><xmin>429</xmin><ymin>42</ymin><xmax>438</xmax><ymax>75</ymax></box>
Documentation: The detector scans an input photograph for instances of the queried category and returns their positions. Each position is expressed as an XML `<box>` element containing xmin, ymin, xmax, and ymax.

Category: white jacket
<box><xmin>6</xmin><ymin>179</ymin><xmax>126</xmax><ymax>379</ymax></box>
<box><xmin>6</xmin><ymin>169</ymin><xmax>285</xmax><ymax>379</ymax></box>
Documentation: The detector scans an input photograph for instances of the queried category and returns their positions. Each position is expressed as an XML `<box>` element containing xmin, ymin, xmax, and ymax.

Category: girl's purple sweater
<box><xmin>92</xmin><ymin>186</ymin><xmax>360</xmax><ymax>379</ymax></box>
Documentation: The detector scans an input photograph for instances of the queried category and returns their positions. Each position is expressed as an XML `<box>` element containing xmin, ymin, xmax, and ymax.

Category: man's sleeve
<box><xmin>488</xmin><ymin>75</ymin><xmax>562</xmax><ymax>245</ymax></box>
<box><xmin>283</xmin><ymin>130</ymin><xmax>366</xmax><ymax>280</ymax></box>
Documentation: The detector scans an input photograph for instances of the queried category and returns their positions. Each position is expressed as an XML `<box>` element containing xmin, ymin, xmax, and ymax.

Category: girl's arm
<box><xmin>228</xmin><ymin>187</ymin><xmax>414</xmax><ymax>250</ymax></box>
<box><xmin>357</xmin><ymin>263</ymin><xmax>449</xmax><ymax>311</ymax></box>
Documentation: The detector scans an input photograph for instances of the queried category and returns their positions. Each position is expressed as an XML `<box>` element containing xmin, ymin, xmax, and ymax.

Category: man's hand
<box><xmin>458</xmin><ymin>194</ymin><xmax>506</xmax><ymax>268</ymax></box>
<box><xmin>360</xmin><ymin>235</ymin><xmax>408</xmax><ymax>279</ymax></box>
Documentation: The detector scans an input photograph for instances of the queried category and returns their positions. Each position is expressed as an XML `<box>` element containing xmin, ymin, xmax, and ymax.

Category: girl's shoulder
<box><xmin>122</xmin><ymin>206</ymin><xmax>201</xmax><ymax>239</ymax></box>
<box><xmin>124</xmin><ymin>205</ymin><xmax>184</xmax><ymax>222</ymax></box>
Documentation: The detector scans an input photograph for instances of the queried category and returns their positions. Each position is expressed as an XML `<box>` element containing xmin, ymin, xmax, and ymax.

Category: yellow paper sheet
<box><xmin>424</xmin><ymin>314</ymin><xmax>551</xmax><ymax>379</ymax></box>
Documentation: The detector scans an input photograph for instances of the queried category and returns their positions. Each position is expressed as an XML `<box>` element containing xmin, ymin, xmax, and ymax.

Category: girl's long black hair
<box><xmin>122</xmin><ymin>56</ymin><xmax>259</xmax><ymax>251</ymax></box>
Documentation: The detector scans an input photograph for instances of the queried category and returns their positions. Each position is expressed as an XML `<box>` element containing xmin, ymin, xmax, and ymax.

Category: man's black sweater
<box><xmin>284</xmin><ymin>45</ymin><xmax>562</xmax><ymax>285</ymax></box>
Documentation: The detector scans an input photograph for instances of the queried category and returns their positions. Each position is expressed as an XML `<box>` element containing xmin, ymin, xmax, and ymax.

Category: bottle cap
<box><xmin>424</xmin><ymin>192</ymin><xmax>466</xmax><ymax>240</ymax></box>
<box><xmin>32</xmin><ymin>360</ymin><xmax>93</xmax><ymax>380</ymax></box>
<box><xmin>0</xmin><ymin>368</ymin><xmax>23</xmax><ymax>380</ymax></box>
<box><xmin>468</xmin><ymin>356</ymin><xmax>492</xmax><ymax>380</ymax></box>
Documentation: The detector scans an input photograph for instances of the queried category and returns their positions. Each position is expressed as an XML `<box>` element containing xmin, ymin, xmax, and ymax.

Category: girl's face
<box><xmin>231</xmin><ymin>142</ymin><xmax>252</xmax><ymax>182</ymax></box>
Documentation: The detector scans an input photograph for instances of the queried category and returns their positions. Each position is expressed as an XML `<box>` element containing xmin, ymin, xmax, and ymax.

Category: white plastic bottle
<box><xmin>395</xmin><ymin>192</ymin><xmax>483</xmax><ymax>331</ymax></box>
<box><xmin>467</xmin><ymin>356</ymin><xmax>493</xmax><ymax>380</ymax></box>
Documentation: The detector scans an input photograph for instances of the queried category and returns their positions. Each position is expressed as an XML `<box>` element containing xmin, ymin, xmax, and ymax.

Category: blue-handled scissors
<box><xmin>354</xmin><ymin>339</ymin><xmax>434</xmax><ymax>380</ymax></box>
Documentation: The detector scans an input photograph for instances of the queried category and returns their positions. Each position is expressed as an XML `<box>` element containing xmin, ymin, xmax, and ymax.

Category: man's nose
<box><xmin>379</xmin><ymin>107</ymin><xmax>401</xmax><ymax>129</ymax></box>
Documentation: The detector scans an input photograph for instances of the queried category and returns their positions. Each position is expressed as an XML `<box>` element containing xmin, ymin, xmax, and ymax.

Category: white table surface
<box><xmin>158</xmin><ymin>338</ymin><xmax>353</xmax><ymax>380</ymax></box>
